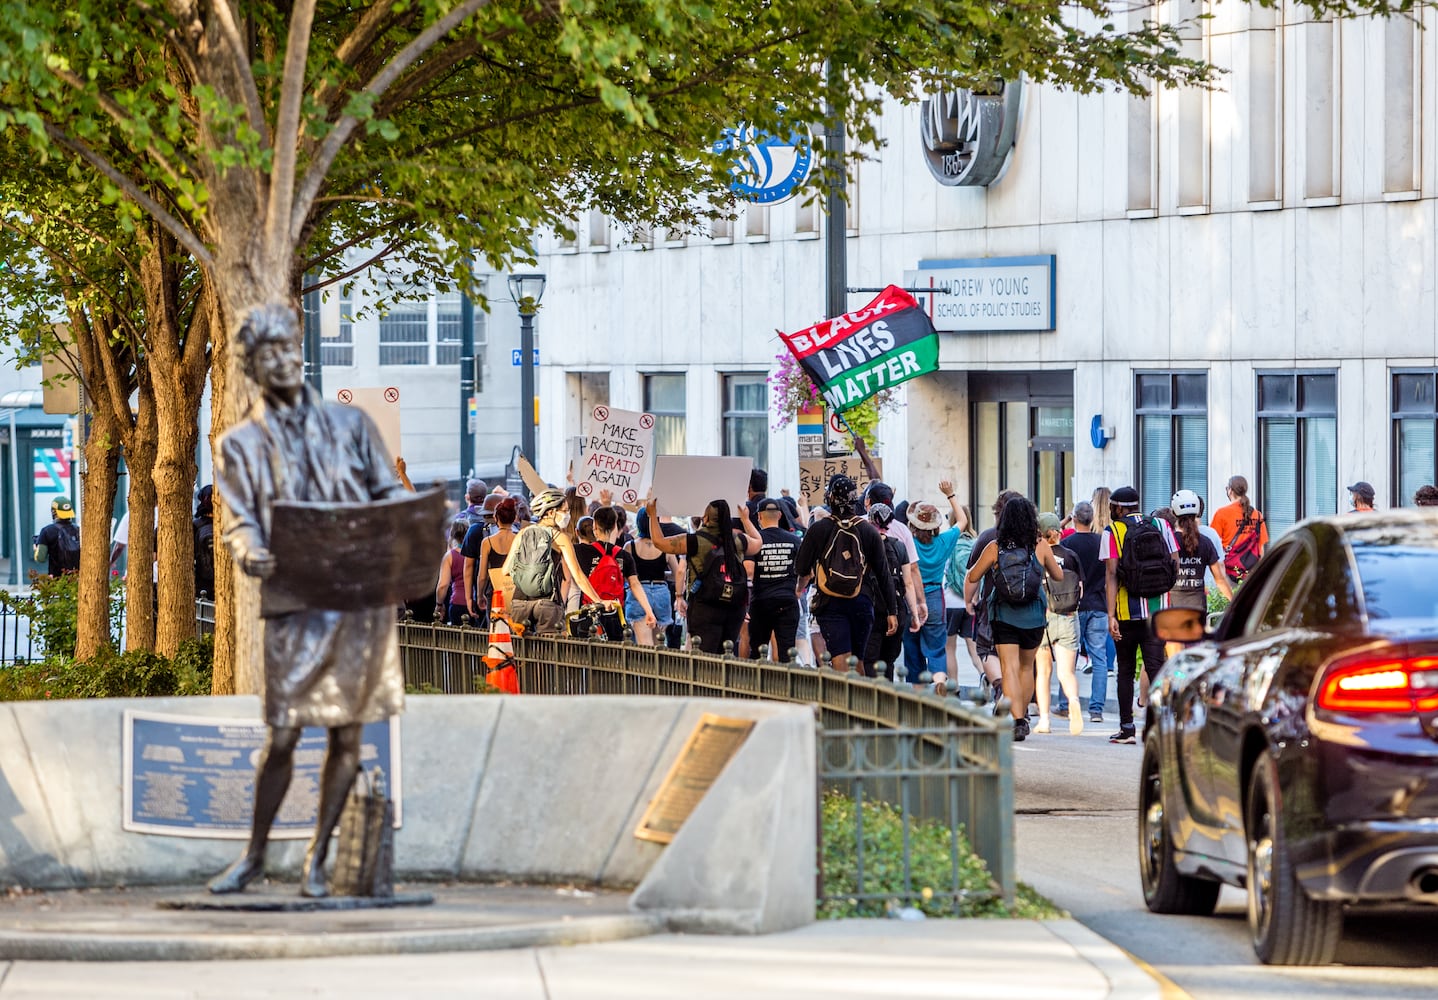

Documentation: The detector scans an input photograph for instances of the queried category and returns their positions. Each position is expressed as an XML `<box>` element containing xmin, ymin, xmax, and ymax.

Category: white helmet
<box><xmin>529</xmin><ymin>488</ymin><xmax>567</xmax><ymax>520</ymax></box>
<box><xmin>1171</xmin><ymin>489</ymin><xmax>1202</xmax><ymax>517</ymax></box>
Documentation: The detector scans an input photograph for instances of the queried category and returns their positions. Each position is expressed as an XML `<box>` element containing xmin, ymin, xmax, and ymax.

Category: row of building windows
<box><xmin>1138</xmin><ymin>370</ymin><xmax>1437</xmax><ymax>533</ymax></box>
<box><xmin>640</xmin><ymin>372</ymin><xmax>771</xmax><ymax>471</ymax></box>
<box><xmin>319</xmin><ymin>283</ymin><xmax>488</xmax><ymax>368</ymax></box>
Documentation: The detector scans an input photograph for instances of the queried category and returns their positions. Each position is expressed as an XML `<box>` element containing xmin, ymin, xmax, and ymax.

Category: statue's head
<box><xmin>236</xmin><ymin>304</ymin><xmax>303</xmax><ymax>392</ymax></box>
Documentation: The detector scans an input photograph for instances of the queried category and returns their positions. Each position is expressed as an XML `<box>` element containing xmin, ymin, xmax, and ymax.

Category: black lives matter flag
<box><xmin>778</xmin><ymin>285</ymin><xmax>939</xmax><ymax>412</ymax></box>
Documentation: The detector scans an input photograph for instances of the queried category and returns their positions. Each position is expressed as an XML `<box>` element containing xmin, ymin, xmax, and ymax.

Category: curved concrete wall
<box><xmin>0</xmin><ymin>695</ymin><xmax>815</xmax><ymax>934</ymax></box>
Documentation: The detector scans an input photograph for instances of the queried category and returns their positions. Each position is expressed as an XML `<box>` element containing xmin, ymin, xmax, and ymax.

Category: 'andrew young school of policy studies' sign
<box><xmin>905</xmin><ymin>255</ymin><xmax>1056</xmax><ymax>333</ymax></box>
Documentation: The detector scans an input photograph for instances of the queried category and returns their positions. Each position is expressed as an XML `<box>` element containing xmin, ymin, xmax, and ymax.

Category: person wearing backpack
<box><xmin>1102</xmin><ymin>485</ymin><xmax>1180</xmax><ymax>744</ymax></box>
<box><xmin>795</xmin><ymin>474</ymin><xmax>897</xmax><ymax>670</ymax></box>
<box><xmin>941</xmin><ymin>504</ymin><xmax>982</xmax><ymax>685</ymax></box>
<box><xmin>501</xmin><ymin>487</ymin><xmax>614</xmax><ymax>635</ymax></box>
<box><xmin>964</xmin><ymin>497</ymin><xmax>1065</xmax><ymax>742</ymax></box>
<box><xmin>906</xmin><ymin>482</ymin><xmax>967</xmax><ymax>693</ymax></box>
<box><xmin>33</xmin><ymin>498</ymin><xmax>80</xmax><ymax>577</ymax></box>
<box><xmin>645</xmin><ymin>496</ymin><xmax>761</xmax><ymax>655</ymax></box>
<box><xmin>1032</xmin><ymin>512</ymin><xmax>1084</xmax><ymax>736</ymax></box>
<box><xmin>574</xmin><ymin>506</ymin><xmax>657</xmax><ymax>640</ymax></box>
<box><xmin>1210</xmin><ymin>474</ymin><xmax>1268</xmax><ymax>584</ymax></box>
<box><xmin>861</xmin><ymin>503</ymin><xmax>918</xmax><ymax>679</ymax></box>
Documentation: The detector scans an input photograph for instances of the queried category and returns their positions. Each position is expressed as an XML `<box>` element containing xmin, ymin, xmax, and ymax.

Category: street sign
<box><xmin>511</xmin><ymin>348</ymin><xmax>539</xmax><ymax>366</ymax></box>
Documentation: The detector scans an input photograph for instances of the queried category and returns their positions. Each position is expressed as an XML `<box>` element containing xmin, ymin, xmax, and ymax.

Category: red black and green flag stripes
<box><xmin>778</xmin><ymin>285</ymin><xmax>940</xmax><ymax>412</ymax></box>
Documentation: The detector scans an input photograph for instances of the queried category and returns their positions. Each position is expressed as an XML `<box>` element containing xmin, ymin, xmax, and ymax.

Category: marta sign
<box><xmin>905</xmin><ymin>255</ymin><xmax>1056</xmax><ymax>333</ymax></box>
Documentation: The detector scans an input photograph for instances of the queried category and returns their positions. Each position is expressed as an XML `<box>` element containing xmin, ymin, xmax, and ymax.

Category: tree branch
<box><xmin>311</xmin><ymin>2</ymin><xmax>409</xmax><ymax>111</ymax></box>
<box><xmin>266</xmin><ymin>0</ymin><xmax>319</xmax><ymax>266</ymax></box>
<box><xmin>289</xmin><ymin>0</ymin><xmax>493</xmax><ymax>245</ymax></box>
<box><xmin>39</xmin><ymin>120</ymin><xmax>214</xmax><ymax>268</ymax></box>
<box><xmin>46</xmin><ymin>67</ymin><xmax>197</xmax><ymax>186</ymax></box>
<box><xmin>299</xmin><ymin>211</ymin><xmax>417</xmax><ymax>271</ymax></box>
<box><xmin>209</xmin><ymin>0</ymin><xmax>271</xmax><ymax>149</ymax></box>
<box><xmin>301</xmin><ymin>235</ymin><xmax>411</xmax><ymax>293</ymax></box>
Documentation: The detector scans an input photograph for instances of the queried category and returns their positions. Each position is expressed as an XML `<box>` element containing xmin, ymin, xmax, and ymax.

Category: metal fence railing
<box><xmin>0</xmin><ymin>603</ymin><xmax>40</xmax><ymax>664</ymax></box>
<box><xmin>394</xmin><ymin>618</ymin><xmax>1015</xmax><ymax>906</ymax></box>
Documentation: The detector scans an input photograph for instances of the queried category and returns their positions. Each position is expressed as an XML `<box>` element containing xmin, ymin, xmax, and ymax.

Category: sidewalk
<box><xmin>0</xmin><ymin>916</ymin><xmax>1163</xmax><ymax>999</ymax></box>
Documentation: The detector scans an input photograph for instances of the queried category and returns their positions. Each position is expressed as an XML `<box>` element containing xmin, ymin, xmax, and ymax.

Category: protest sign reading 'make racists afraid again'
<box><xmin>577</xmin><ymin>405</ymin><xmax>655</xmax><ymax>505</ymax></box>
<box><xmin>779</xmin><ymin>285</ymin><xmax>939</xmax><ymax>412</ymax></box>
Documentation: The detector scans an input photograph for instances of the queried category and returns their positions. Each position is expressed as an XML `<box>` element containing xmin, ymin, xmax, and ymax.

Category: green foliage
<box><xmin>0</xmin><ymin>635</ymin><xmax>214</xmax><ymax>701</ymax></box>
<box><xmin>0</xmin><ymin>573</ymin><xmax>123</xmax><ymax>662</ymax></box>
<box><xmin>819</xmin><ymin>791</ymin><xmax>1062</xmax><ymax>919</ymax></box>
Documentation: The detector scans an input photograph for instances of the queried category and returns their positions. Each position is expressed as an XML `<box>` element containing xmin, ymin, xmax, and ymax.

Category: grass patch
<box><xmin>820</xmin><ymin>791</ymin><xmax>1063</xmax><ymax>919</ymax></box>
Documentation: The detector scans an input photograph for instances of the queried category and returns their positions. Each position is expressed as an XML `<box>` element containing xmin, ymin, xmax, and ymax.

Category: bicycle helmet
<box><xmin>529</xmin><ymin>488</ymin><xmax>566</xmax><ymax>521</ymax></box>
<box><xmin>1170</xmin><ymin>489</ymin><xmax>1202</xmax><ymax>518</ymax></box>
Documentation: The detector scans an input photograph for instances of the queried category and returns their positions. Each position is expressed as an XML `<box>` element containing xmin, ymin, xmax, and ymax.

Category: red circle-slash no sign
<box><xmin>593</xmin><ymin>405</ymin><xmax>608</xmax><ymax>422</ymax></box>
<box><xmin>622</xmin><ymin>489</ymin><xmax>638</xmax><ymax>504</ymax></box>
<box><xmin>337</xmin><ymin>389</ymin><xmax>353</xmax><ymax>403</ymax></box>
<box><xmin>384</xmin><ymin>387</ymin><xmax>400</xmax><ymax>403</ymax></box>
<box><xmin>638</xmin><ymin>414</ymin><xmax>654</xmax><ymax>430</ymax></box>
<box><xmin>576</xmin><ymin>482</ymin><xmax>593</xmax><ymax>497</ymax></box>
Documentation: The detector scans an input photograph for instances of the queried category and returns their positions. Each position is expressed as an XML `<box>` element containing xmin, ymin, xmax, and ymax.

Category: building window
<box><xmin>1248</xmin><ymin>7</ymin><xmax>1281</xmax><ymax>203</ymax></box>
<box><xmin>644</xmin><ymin>374</ymin><xmax>687</xmax><ymax>455</ymax></box>
<box><xmin>1257</xmin><ymin>372</ymin><xmax>1338</xmax><ymax>534</ymax></box>
<box><xmin>323</xmin><ymin>284</ymin><xmax>355</xmax><ymax>367</ymax></box>
<box><xmin>435</xmin><ymin>290</ymin><xmax>463</xmax><ymax>365</ymax></box>
<box><xmin>1303</xmin><ymin>19</ymin><xmax>1338</xmax><ymax>200</ymax></box>
<box><xmin>378</xmin><ymin>285</ymin><xmax>429</xmax><ymax>365</ymax></box>
<box><xmin>1393</xmin><ymin>371</ymin><xmax>1437</xmax><ymax>505</ymax></box>
<box><xmin>722</xmin><ymin>374</ymin><xmax>768</xmax><ymax>470</ymax></box>
<box><xmin>1135</xmin><ymin>373</ymin><xmax>1208</xmax><ymax>515</ymax></box>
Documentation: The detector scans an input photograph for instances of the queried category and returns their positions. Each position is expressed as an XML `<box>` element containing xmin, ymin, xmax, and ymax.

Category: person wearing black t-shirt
<box><xmin>1052</xmin><ymin>501</ymin><xmax>1110</xmax><ymax>723</ymax></box>
<box><xmin>573</xmin><ymin>506</ymin><xmax>657</xmax><ymax>639</ymax></box>
<box><xmin>795</xmin><ymin>475</ymin><xmax>896</xmax><ymax>670</ymax></box>
<box><xmin>745</xmin><ymin>498</ymin><xmax>802</xmax><ymax>661</ymax></box>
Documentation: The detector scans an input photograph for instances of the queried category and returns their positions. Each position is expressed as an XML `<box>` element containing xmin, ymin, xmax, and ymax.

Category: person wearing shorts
<box><xmin>964</xmin><ymin>498</ymin><xmax>1066</xmax><ymax>743</ymax></box>
<box><xmin>1033</xmin><ymin>513</ymin><xmax>1084</xmax><ymax>735</ymax></box>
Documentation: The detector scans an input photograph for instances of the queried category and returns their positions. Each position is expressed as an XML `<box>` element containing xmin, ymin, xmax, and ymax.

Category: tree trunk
<box><xmin>122</xmin><ymin>374</ymin><xmax>160</xmax><ymax>652</ymax></box>
<box><xmin>76</xmin><ymin>418</ymin><xmax>121</xmax><ymax>660</ymax></box>
<box><xmin>141</xmin><ymin>235</ymin><xmax>214</xmax><ymax>658</ymax></box>
<box><xmin>209</xmin><ymin>303</ymin><xmax>237</xmax><ymax>694</ymax></box>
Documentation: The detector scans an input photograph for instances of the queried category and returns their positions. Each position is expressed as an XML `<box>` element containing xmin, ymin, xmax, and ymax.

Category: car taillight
<box><xmin>1316</xmin><ymin>656</ymin><xmax>1438</xmax><ymax>714</ymax></box>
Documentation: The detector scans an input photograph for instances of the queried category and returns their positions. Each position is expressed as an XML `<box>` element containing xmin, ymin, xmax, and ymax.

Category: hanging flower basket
<box><xmin>768</xmin><ymin>350</ymin><xmax>899</xmax><ymax>450</ymax></box>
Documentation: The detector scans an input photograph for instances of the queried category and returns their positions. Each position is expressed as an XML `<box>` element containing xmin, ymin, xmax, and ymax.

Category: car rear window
<box><xmin>1353</xmin><ymin>547</ymin><xmax>1438</xmax><ymax>631</ymax></box>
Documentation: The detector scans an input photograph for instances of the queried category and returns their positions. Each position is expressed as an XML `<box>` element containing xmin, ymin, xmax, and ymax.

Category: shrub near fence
<box><xmin>395</xmin><ymin>618</ymin><xmax>1015</xmax><ymax>908</ymax></box>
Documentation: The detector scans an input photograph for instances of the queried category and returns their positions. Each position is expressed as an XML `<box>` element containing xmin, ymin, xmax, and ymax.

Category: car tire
<box><xmin>1139</xmin><ymin>734</ymin><xmax>1221</xmax><ymax>915</ymax></box>
<box><xmin>1245</xmin><ymin>757</ymin><xmax>1343</xmax><ymax>965</ymax></box>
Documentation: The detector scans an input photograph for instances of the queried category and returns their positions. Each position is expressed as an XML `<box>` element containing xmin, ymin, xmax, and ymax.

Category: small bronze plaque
<box><xmin>635</xmin><ymin>714</ymin><xmax>756</xmax><ymax>845</ymax></box>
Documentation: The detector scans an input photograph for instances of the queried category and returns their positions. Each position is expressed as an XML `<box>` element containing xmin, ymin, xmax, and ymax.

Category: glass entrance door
<box><xmin>1031</xmin><ymin>404</ymin><xmax>1075</xmax><ymax>517</ymax></box>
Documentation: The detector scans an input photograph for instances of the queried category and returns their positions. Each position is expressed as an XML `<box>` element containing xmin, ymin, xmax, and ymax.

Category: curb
<box><xmin>0</xmin><ymin>913</ymin><xmax>665</xmax><ymax>963</ymax></box>
<box><xmin>1041</xmin><ymin>918</ymin><xmax>1184</xmax><ymax>1000</ymax></box>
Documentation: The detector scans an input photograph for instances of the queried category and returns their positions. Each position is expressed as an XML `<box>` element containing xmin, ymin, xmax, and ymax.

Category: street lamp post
<box><xmin>459</xmin><ymin>283</ymin><xmax>476</xmax><ymax>481</ymax></box>
<box><xmin>507</xmin><ymin>272</ymin><xmax>546</xmax><ymax>467</ymax></box>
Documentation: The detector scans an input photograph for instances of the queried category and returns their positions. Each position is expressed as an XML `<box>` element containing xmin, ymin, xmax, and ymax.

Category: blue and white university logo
<box><xmin>713</xmin><ymin>123</ymin><xmax>813</xmax><ymax>204</ymax></box>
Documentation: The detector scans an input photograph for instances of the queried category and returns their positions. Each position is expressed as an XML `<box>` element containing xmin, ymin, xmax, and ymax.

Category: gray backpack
<box><xmin>510</xmin><ymin>526</ymin><xmax>558</xmax><ymax>600</ymax></box>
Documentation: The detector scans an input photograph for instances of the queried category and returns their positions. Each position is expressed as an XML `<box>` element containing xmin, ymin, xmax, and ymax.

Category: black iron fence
<box><xmin>396</xmin><ymin>619</ymin><xmax>1015</xmax><ymax>906</ymax></box>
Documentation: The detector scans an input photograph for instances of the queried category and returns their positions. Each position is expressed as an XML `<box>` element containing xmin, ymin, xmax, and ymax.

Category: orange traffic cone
<box><xmin>485</xmin><ymin>591</ymin><xmax>520</xmax><ymax>694</ymax></box>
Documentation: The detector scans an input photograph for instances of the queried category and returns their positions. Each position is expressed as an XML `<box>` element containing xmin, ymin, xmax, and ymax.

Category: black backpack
<box><xmin>816</xmin><ymin>517</ymin><xmax>867</xmax><ymax>599</ymax></box>
<box><xmin>691</xmin><ymin>532</ymin><xmax>744</xmax><ymax>606</ymax></box>
<box><xmin>880</xmin><ymin>535</ymin><xmax>906</xmax><ymax>604</ymax></box>
<box><xmin>992</xmin><ymin>545</ymin><xmax>1043</xmax><ymax>606</ymax></box>
<box><xmin>51</xmin><ymin>522</ymin><xmax>80</xmax><ymax>573</ymax></box>
<box><xmin>1044</xmin><ymin>544</ymin><xmax>1082</xmax><ymax>615</ymax></box>
<box><xmin>1116</xmin><ymin>518</ymin><xmax>1178</xmax><ymax>598</ymax></box>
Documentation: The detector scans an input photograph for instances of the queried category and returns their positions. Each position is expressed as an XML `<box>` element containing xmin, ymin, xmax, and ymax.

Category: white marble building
<box><xmin>528</xmin><ymin>7</ymin><xmax>1438</xmax><ymax>533</ymax></box>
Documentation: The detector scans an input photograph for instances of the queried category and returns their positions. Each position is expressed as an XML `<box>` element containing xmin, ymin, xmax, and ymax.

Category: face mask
<box><xmin>555</xmin><ymin>512</ymin><xmax>572</xmax><ymax>529</ymax></box>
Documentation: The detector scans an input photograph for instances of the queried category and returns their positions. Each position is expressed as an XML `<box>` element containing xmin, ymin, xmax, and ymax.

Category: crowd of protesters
<box><xmin>427</xmin><ymin>467</ymin><xmax>1438</xmax><ymax>744</ymax></box>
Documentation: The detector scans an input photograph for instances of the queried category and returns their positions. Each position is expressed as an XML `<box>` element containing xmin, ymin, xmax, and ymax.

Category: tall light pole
<box><xmin>507</xmin><ymin>272</ymin><xmax>546</xmax><ymax>467</ymax></box>
<box><xmin>459</xmin><ymin>277</ymin><xmax>476</xmax><ymax>480</ymax></box>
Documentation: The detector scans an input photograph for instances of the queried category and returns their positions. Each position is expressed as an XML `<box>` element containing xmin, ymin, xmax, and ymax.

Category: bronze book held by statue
<box><xmin>263</xmin><ymin>486</ymin><xmax>448</xmax><ymax>616</ymax></box>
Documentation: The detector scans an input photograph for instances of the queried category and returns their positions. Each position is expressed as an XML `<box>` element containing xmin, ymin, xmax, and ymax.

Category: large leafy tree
<box><xmin>0</xmin><ymin>0</ymin><xmax>1389</xmax><ymax>690</ymax></box>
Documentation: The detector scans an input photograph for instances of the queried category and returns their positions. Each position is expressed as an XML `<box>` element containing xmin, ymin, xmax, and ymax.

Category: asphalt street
<box><xmin>1011</xmin><ymin>679</ymin><xmax>1438</xmax><ymax>999</ymax></box>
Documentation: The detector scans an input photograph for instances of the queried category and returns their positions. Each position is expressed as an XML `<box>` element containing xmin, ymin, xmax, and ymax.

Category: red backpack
<box><xmin>585</xmin><ymin>542</ymin><xmax>626</xmax><ymax>602</ymax></box>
